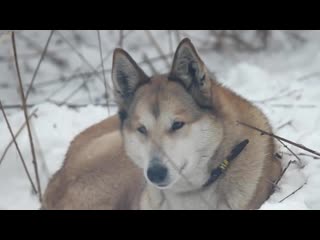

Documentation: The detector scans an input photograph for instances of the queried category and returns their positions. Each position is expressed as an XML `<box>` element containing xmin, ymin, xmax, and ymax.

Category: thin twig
<box><xmin>168</xmin><ymin>30</ymin><xmax>174</xmax><ymax>53</ymax></box>
<box><xmin>282</xmin><ymin>152</ymin><xmax>320</xmax><ymax>160</ymax></box>
<box><xmin>237</xmin><ymin>121</ymin><xmax>320</xmax><ymax>157</ymax></box>
<box><xmin>33</xmin><ymin>52</ymin><xmax>177</xmax><ymax>89</ymax></box>
<box><xmin>30</xmin><ymin>121</ymin><xmax>51</xmax><ymax>181</ymax></box>
<box><xmin>25</xmin><ymin>30</ymin><xmax>55</xmax><ymax>100</ymax></box>
<box><xmin>94</xmin><ymin>49</ymin><xmax>114</xmax><ymax>73</ymax></box>
<box><xmin>284</xmin><ymin>31</ymin><xmax>306</xmax><ymax>44</ymax></box>
<box><xmin>97</xmin><ymin>30</ymin><xmax>108</xmax><ymax>97</ymax></box>
<box><xmin>174</xmin><ymin>30</ymin><xmax>181</xmax><ymax>44</ymax></box>
<box><xmin>45</xmin><ymin>78</ymin><xmax>74</xmax><ymax>101</ymax></box>
<box><xmin>82</xmin><ymin>79</ymin><xmax>93</xmax><ymax>105</ymax></box>
<box><xmin>0</xmin><ymin>108</ymin><xmax>38</xmax><ymax>165</ymax></box>
<box><xmin>119</xmin><ymin>30</ymin><xmax>124</xmax><ymax>48</ymax></box>
<box><xmin>48</xmin><ymin>100</ymin><xmax>116</xmax><ymax>109</ymax></box>
<box><xmin>0</xmin><ymin>30</ymin><xmax>15</xmax><ymax>38</ymax></box>
<box><xmin>0</xmin><ymin>104</ymin><xmax>35</xmax><ymax>109</ymax></box>
<box><xmin>275</xmin><ymin>160</ymin><xmax>295</xmax><ymax>186</ymax></box>
<box><xmin>97</xmin><ymin>30</ymin><xmax>110</xmax><ymax>115</ymax></box>
<box><xmin>7</xmin><ymin>46</ymin><xmax>213</xmax><ymax>90</ymax></box>
<box><xmin>0</xmin><ymin>101</ymin><xmax>38</xmax><ymax>193</ymax></box>
<box><xmin>297</xmin><ymin>71</ymin><xmax>320</xmax><ymax>82</ymax></box>
<box><xmin>57</xmin><ymin>81</ymin><xmax>86</xmax><ymax>105</ymax></box>
<box><xmin>144</xmin><ymin>30</ymin><xmax>171</xmax><ymax>69</ymax></box>
<box><xmin>279</xmin><ymin>181</ymin><xmax>307</xmax><ymax>203</ymax></box>
<box><xmin>269</xmin><ymin>104</ymin><xmax>317</xmax><ymax>108</ymax></box>
<box><xmin>56</xmin><ymin>31</ymin><xmax>111</xmax><ymax>90</ymax></box>
<box><xmin>277</xmin><ymin>139</ymin><xmax>303</xmax><ymax>167</ymax></box>
<box><xmin>16</xmin><ymin>31</ymin><xmax>66</xmax><ymax>68</ymax></box>
<box><xmin>1</xmin><ymin>102</ymin><xmax>115</xmax><ymax>109</ymax></box>
<box><xmin>142</xmin><ymin>53</ymin><xmax>158</xmax><ymax>75</ymax></box>
<box><xmin>11</xmin><ymin>32</ymin><xmax>42</xmax><ymax>202</ymax></box>
<box><xmin>276</xmin><ymin>120</ymin><xmax>293</xmax><ymax>131</ymax></box>
<box><xmin>254</xmin><ymin>89</ymin><xmax>302</xmax><ymax>104</ymax></box>
<box><xmin>33</xmin><ymin>70</ymin><xmax>100</xmax><ymax>88</ymax></box>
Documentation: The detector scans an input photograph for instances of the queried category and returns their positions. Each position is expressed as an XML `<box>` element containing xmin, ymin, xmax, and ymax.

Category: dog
<box><xmin>42</xmin><ymin>38</ymin><xmax>281</xmax><ymax>210</ymax></box>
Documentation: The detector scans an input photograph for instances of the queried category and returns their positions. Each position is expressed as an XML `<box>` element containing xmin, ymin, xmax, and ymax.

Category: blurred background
<box><xmin>0</xmin><ymin>30</ymin><xmax>319</xmax><ymax>209</ymax></box>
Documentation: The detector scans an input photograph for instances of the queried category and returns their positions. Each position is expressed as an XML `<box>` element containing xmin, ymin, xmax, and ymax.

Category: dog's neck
<box><xmin>203</xmin><ymin>139</ymin><xmax>249</xmax><ymax>188</ymax></box>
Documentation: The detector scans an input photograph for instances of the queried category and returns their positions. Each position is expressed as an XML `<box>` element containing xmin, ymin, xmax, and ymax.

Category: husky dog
<box><xmin>42</xmin><ymin>38</ymin><xmax>281</xmax><ymax>210</ymax></box>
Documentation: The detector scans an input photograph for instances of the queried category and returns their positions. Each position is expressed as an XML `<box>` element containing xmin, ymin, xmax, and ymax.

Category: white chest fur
<box><xmin>140</xmin><ymin>184</ymin><xmax>230</xmax><ymax>210</ymax></box>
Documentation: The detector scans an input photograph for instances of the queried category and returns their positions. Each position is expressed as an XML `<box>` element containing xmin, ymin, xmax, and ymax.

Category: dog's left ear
<box><xmin>170</xmin><ymin>38</ymin><xmax>213</xmax><ymax>108</ymax></box>
<box><xmin>112</xmin><ymin>48</ymin><xmax>149</xmax><ymax>111</ymax></box>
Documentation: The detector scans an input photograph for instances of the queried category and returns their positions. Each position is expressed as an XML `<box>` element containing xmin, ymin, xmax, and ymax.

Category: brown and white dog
<box><xmin>42</xmin><ymin>38</ymin><xmax>281</xmax><ymax>210</ymax></box>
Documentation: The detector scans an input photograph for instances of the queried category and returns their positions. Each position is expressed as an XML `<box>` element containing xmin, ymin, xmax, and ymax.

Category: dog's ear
<box><xmin>112</xmin><ymin>49</ymin><xmax>149</xmax><ymax>110</ymax></box>
<box><xmin>170</xmin><ymin>38</ymin><xmax>213</xmax><ymax>108</ymax></box>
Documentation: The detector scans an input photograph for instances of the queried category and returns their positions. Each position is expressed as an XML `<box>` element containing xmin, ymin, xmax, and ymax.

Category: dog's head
<box><xmin>112</xmin><ymin>38</ymin><xmax>223</xmax><ymax>192</ymax></box>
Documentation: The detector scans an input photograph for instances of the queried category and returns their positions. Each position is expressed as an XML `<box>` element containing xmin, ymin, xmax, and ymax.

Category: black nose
<box><xmin>147</xmin><ymin>164</ymin><xmax>168</xmax><ymax>184</ymax></box>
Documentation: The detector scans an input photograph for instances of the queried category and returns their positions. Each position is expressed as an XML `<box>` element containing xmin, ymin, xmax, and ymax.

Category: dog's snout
<box><xmin>147</xmin><ymin>163</ymin><xmax>168</xmax><ymax>184</ymax></box>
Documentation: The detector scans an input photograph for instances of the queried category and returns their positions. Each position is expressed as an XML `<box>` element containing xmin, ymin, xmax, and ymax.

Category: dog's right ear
<box><xmin>169</xmin><ymin>38</ymin><xmax>214</xmax><ymax>109</ymax></box>
<box><xmin>112</xmin><ymin>49</ymin><xmax>149</xmax><ymax>110</ymax></box>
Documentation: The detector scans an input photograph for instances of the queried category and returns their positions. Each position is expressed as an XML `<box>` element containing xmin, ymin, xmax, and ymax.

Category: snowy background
<box><xmin>0</xmin><ymin>30</ymin><xmax>319</xmax><ymax>210</ymax></box>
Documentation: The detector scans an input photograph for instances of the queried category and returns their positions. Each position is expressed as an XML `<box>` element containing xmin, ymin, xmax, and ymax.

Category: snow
<box><xmin>0</xmin><ymin>30</ymin><xmax>319</xmax><ymax>210</ymax></box>
<box><xmin>0</xmin><ymin>103</ymin><xmax>117</xmax><ymax>209</ymax></box>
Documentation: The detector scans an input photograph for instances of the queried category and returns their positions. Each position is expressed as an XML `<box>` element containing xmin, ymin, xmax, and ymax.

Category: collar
<box><xmin>203</xmin><ymin>139</ymin><xmax>249</xmax><ymax>188</ymax></box>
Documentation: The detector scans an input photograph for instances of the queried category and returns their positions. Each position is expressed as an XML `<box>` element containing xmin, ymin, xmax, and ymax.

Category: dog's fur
<box><xmin>42</xmin><ymin>38</ymin><xmax>281</xmax><ymax>210</ymax></box>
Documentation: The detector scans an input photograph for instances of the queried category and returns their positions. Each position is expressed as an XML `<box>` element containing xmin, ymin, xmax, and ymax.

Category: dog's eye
<box><xmin>137</xmin><ymin>126</ymin><xmax>147</xmax><ymax>135</ymax></box>
<box><xmin>171</xmin><ymin>121</ymin><xmax>185</xmax><ymax>131</ymax></box>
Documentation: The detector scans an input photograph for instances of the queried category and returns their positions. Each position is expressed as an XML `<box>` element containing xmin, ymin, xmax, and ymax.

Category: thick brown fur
<box><xmin>41</xmin><ymin>116</ymin><xmax>145</xmax><ymax>209</ymax></box>
<box><xmin>42</xmin><ymin>38</ymin><xmax>281</xmax><ymax>210</ymax></box>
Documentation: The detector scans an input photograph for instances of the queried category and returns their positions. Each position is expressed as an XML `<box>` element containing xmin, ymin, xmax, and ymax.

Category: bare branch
<box><xmin>237</xmin><ymin>121</ymin><xmax>320</xmax><ymax>157</ymax></box>
<box><xmin>254</xmin><ymin>89</ymin><xmax>302</xmax><ymax>104</ymax></box>
<box><xmin>297</xmin><ymin>71</ymin><xmax>320</xmax><ymax>82</ymax></box>
<box><xmin>16</xmin><ymin>31</ymin><xmax>66</xmax><ymax>68</ymax></box>
<box><xmin>0</xmin><ymin>104</ymin><xmax>35</xmax><ymax>109</ymax></box>
<box><xmin>32</xmin><ymin>52</ymin><xmax>178</xmax><ymax>89</ymax></box>
<box><xmin>0</xmin><ymin>30</ymin><xmax>15</xmax><ymax>38</ymax></box>
<box><xmin>45</xmin><ymin>78</ymin><xmax>75</xmax><ymax>101</ymax></box>
<box><xmin>142</xmin><ymin>53</ymin><xmax>158</xmax><ymax>75</ymax></box>
<box><xmin>174</xmin><ymin>30</ymin><xmax>181</xmax><ymax>44</ymax></box>
<box><xmin>278</xmin><ymin>139</ymin><xmax>303</xmax><ymax>167</ymax></box>
<box><xmin>118</xmin><ymin>30</ymin><xmax>124</xmax><ymax>48</ymax></box>
<box><xmin>30</xmin><ymin>121</ymin><xmax>51</xmax><ymax>181</ymax></box>
<box><xmin>56</xmin><ymin>30</ymin><xmax>111</xmax><ymax>90</ymax></box>
<box><xmin>279</xmin><ymin>181</ymin><xmax>307</xmax><ymax>203</ymax></box>
<box><xmin>0</xmin><ymin>101</ymin><xmax>38</xmax><ymax>193</ymax></box>
<box><xmin>269</xmin><ymin>104</ymin><xmax>317</xmax><ymax>109</ymax></box>
<box><xmin>97</xmin><ymin>30</ymin><xmax>110</xmax><ymax>115</ymax></box>
<box><xmin>25</xmin><ymin>30</ymin><xmax>55</xmax><ymax>100</ymax></box>
<box><xmin>168</xmin><ymin>30</ymin><xmax>174</xmax><ymax>53</ymax></box>
<box><xmin>144</xmin><ymin>30</ymin><xmax>171</xmax><ymax>69</ymax></box>
<box><xmin>1</xmin><ymin>102</ymin><xmax>115</xmax><ymax>110</ymax></box>
<box><xmin>0</xmin><ymin>108</ymin><xmax>38</xmax><ymax>165</ymax></box>
<box><xmin>11</xmin><ymin>32</ymin><xmax>42</xmax><ymax>202</ymax></box>
<box><xmin>56</xmin><ymin>81</ymin><xmax>86</xmax><ymax>105</ymax></box>
<box><xmin>275</xmin><ymin>160</ymin><xmax>295</xmax><ymax>186</ymax></box>
<box><xmin>283</xmin><ymin>152</ymin><xmax>320</xmax><ymax>160</ymax></box>
<box><xmin>276</xmin><ymin>120</ymin><xmax>293</xmax><ymax>131</ymax></box>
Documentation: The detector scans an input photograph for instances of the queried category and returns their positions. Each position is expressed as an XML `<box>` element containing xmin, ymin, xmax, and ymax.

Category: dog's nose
<box><xmin>147</xmin><ymin>164</ymin><xmax>168</xmax><ymax>184</ymax></box>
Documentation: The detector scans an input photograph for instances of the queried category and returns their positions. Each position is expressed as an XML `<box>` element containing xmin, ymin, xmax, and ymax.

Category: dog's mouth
<box><xmin>146</xmin><ymin>162</ymin><xmax>189</xmax><ymax>189</ymax></box>
<box><xmin>150</xmin><ymin>180</ymin><xmax>172</xmax><ymax>189</ymax></box>
<box><xmin>156</xmin><ymin>162</ymin><xmax>188</xmax><ymax>189</ymax></box>
<box><xmin>157</xmin><ymin>183</ymin><xmax>170</xmax><ymax>188</ymax></box>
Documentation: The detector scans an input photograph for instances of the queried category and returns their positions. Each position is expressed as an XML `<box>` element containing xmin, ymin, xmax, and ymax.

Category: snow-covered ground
<box><xmin>0</xmin><ymin>30</ymin><xmax>319</xmax><ymax>210</ymax></box>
